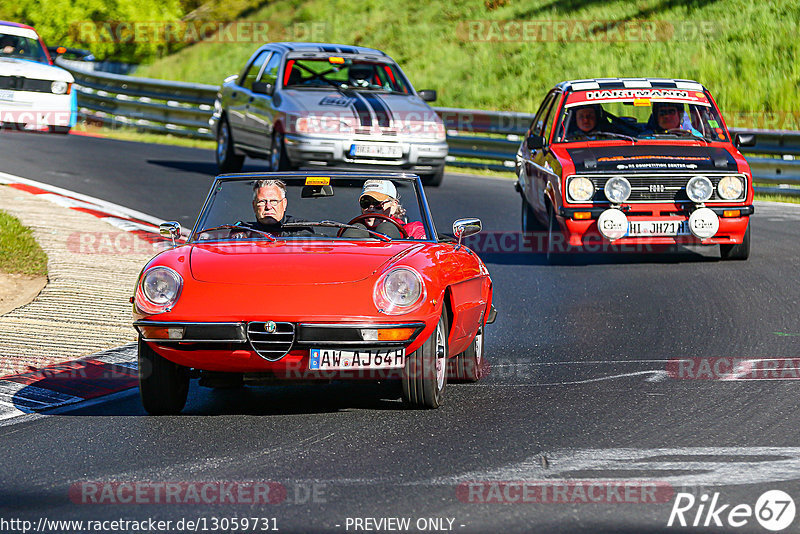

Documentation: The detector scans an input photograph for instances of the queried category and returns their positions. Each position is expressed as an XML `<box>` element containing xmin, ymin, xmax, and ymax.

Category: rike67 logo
<box><xmin>667</xmin><ymin>490</ymin><xmax>795</xmax><ymax>531</ymax></box>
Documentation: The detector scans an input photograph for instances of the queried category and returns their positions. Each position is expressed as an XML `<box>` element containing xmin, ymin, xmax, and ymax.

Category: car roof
<box><xmin>557</xmin><ymin>78</ymin><xmax>707</xmax><ymax>92</ymax></box>
<box><xmin>0</xmin><ymin>20</ymin><xmax>36</xmax><ymax>30</ymax></box>
<box><xmin>264</xmin><ymin>42</ymin><xmax>387</xmax><ymax>56</ymax></box>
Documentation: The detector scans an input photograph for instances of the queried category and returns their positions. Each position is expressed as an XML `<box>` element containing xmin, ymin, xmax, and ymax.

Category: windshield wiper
<box><xmin>651</xmin><ymin>129</ymin><xmax>709</xmax><ymax>144</ymax></box>
<box><xmin>592</xmin><ymin>131</ymin><xmax>638</xmax><ymax>143</ymax></box>
<box><xmin>283</xmin><ymin>221</ymin><xmax>393</xmax><ymax>242</ymax></box>
<box><xmin>195</xmin><ymin>224</ymin><xmax>276</xmax><ymax>241</ymax></box>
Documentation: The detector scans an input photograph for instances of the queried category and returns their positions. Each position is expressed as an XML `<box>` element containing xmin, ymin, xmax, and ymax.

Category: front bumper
<box><xmin>283</xmin><ymin>133</ymin><xmax>448</xmax><ymax>174</ymax></box>
<box><xmin>0</xmin><ymin>91</ymin><xmax>76</xmax><ymax>129</ymax></box>
<box><xmin>557</xmin><ymin>205</ymin><xmax>754</xmax><ymax>247</ymax></box>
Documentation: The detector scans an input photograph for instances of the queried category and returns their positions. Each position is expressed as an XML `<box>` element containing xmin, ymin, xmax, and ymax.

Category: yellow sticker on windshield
<box><xmin>633</xmin><ymin>98</ymin><xmax>651</xmax><ymax>107</ymax></box>
<box><xmin>305</xmin><ymin>176</ymin><xmax>331</xmax><ymax>186</ymax></box>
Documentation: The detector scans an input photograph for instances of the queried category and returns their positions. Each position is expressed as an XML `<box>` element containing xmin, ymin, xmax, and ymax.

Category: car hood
<box><xmin>0</xmin><ymin>57</ymin><xmax>73</xmax><ymax>82</ymax></box>
<box><xmin>282</xmin><ymin>88</ymin><xmax>437</xmax><ymax>127</ymax></box>
<box><xmin>565</xmin><ymin>144</ymin><xmax>738</xmax><ymax>173</ymax></box>
<box><xmin>189</xmin><ymin>241</ymin><xmax>424</xmax><ymax>284</ymax></box>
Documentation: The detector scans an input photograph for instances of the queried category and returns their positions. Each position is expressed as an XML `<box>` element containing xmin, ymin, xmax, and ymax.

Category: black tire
<box><xmin>521</xmin><ymin>197</ymin><xmax>544</xmax><ymax>232</ymax></box>
<box><xmin>451</xmin><ymin>327</ymin><xmax>485</xmax><ymax>383</ymax></box>
<box><xmin>421</xmin><ymin>167</ymin><xmax>445</xmax><ymax>187</ymax></box>
<box><xmin>720</xmin><ymin>222</ymin><xmax>750</xmax><ymax>261</ymax></box>
<box><xmin>48</xmin><ymin>125</ymin><xmax>70</xmax><ymax>135</ymax></box>
<box><xmin>138</xmin><ymin>337</ymin><xmax>190</xmax><ymax>415</ymax></box>
<box><xmin>216</xmin><ymin>116</ymin><xmax>244</xmax><ymax>173</ymax></box>
<box><xmin>270</xmin><ymin>131</ymin><xmax>292</xmax><ymax>171</ymax></box>
<box><xmin>402</xmin><ymin>312</ymin><xmax>448</xmax><ymax>408</ymax></box>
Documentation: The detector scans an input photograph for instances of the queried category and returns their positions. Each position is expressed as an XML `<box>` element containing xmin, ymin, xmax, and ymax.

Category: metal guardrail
<box><xmin>55</xmin><ymin>58</ymin><xmax>800</xmax><ymax>195</ymax></box>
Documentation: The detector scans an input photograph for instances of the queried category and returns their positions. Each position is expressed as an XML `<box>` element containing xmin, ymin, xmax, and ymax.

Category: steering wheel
<box><xmin>337</xmin><ymin>213</ymin><xmax>409</xmax><ymax>238</ymax></box>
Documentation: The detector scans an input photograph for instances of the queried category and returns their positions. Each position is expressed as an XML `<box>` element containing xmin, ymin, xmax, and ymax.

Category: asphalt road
<box><xmin>2</xmin><ymin>132</ymin><xmax>800</xmax><ymax>533</ymax></box>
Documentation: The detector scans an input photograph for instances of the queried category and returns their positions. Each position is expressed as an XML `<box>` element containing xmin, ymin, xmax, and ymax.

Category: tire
<box><xmin>138</xmin><ymin>337</ymin><xmax>190</xmax><ymax>415</ymax></box>
<box><xmin>216</xmin><ymin>116</ymin><xmax>244</xmax><ymax>173</ymax></box>
<box><xmin>720</xmin><ymin>222</ymin><xmax>750</xmax><ymax>261</ymax></box>
<box><xmin>402</xmin><ymin>312</ymin><xmax>448</xmax><ymax>408</ymax></box>
<box><xmin>451</xmin><ymin>327</ymin><xmax>485</xmax><ymax>382</ymax></box>
<box><xmin>421</xmin><ymin>167</ymin><xmax>445</xmax><ymax>187</ymax></box>
<box><xmin>270</xmin><ymin>131</ymin><xmax>292</xmax><ymax>171</ymax></box>
<box><xmin>48</xmin><ymin>125</ymin><xmax>70</xmax><ymax>135</ymax></box>
<box><xmin>521</xmin><ymin>197</ymin><xmax>543</xmax><ymax>232</ymax></box>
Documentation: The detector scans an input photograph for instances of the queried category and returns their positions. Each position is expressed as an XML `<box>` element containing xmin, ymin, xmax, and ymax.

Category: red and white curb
<box><xmin>0</xmin><ymin>171</ymin><xmax>186</xmax><ymax>420</ymax></box>
<box><xmin>0</xmin><ymin>344</ymin><xmax>138</xmax><ymax>421</ymax></box>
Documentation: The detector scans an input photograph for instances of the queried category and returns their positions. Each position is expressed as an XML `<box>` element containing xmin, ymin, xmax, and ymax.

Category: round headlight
<box><xmin>51</xmin><ymin>81</ymin><xmax>68</xmax><ymax>95</ymax></box>
<box><xmin>374</xmin><ymin>268</ymin><xmax>425</xmax><ymax>314</ymax></box>
<box><xmin>568</xmin><ymin>177</ymin><xmax>595</xmax><ymax>202</ymax></box>
<box><xmin>686</xmin><ymin>176</ymin><xmax>713</xmax><ymax>203</ymax></box>
<box><xmin>604</xmin><ymin>176</ymin><xmax>631</xmax><ymax>203</ymax></box>
<box><xmin>142</xmin><ymin>267</ymin><xmax>182</xmax><ymax>307</ymax></box>
<box><xmin>717</xmin><ymin>176</ymin><xmax>744</xmax><ymax>200</ymax></box>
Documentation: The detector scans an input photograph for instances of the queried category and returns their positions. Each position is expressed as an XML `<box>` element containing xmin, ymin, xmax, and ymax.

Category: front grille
<box><xmin>247</xmin><ymin>322</ymin><xmax>295</xmax><ymax>361</ymax></box>
<box><xmin>574</xmin><ymin>174</ymin><xmax>745</xmax><ymax>203</ymax></box>
<box><xmin>0</xmin><ymin>76</ymin><xmax>53</xmax><ymax>93</ymax></box>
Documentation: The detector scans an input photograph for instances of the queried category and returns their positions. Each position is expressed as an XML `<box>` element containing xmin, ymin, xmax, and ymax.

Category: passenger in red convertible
<box><xmin>358</xmin><ymin>179</ymin><xmax>426</xmax><ymax>239</ymax></box>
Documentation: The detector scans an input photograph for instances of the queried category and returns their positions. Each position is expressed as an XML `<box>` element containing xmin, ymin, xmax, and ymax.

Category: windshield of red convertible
<box><xmin>555</xmin><ymin>88</ymin><xmax>728</xmax><ymax>143</ymax></box>
<box><xmin>191</xmin><ymin>177</ymin><xmax>431</xmax><ymax>242</ymax></box>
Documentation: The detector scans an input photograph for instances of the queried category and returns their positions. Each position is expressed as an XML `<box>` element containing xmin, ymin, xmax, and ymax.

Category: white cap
<box><xmin>360</xmin><ymin>179</ymin><xmax>397</xmax><ymax>201</ymax></box>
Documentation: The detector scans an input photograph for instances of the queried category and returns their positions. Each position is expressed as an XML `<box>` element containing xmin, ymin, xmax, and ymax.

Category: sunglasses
<box><xmin>360</xmin><ymin>197</ymin><xmax>392</xmax><ymax>210</ymax></box>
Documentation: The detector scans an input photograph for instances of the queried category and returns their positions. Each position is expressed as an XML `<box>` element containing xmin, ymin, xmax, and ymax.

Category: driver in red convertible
<box><xmin>359</xmin><ymin>179</ymin><xmax>426</xmax><ymax>239</ymax></box>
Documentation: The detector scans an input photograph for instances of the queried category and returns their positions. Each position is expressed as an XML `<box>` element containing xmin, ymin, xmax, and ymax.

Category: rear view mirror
<box><xmin>301</xmin><ymin>185</ymin><xmax>334</xmax><ymax>198</ymax></box>
<box><xmin>418</xmin><ymin>90</ymin><xmax>437</xmax><ymax>102</ymax></box>
<box><xmin>252</xmin><ymin>81</ymin><xmax>274</xmax><ymax>95</ymax></box>
<box><xmin>735</xmin><ymin>133</ymin><xmax>756</xmax><ymax>148</ymax></box>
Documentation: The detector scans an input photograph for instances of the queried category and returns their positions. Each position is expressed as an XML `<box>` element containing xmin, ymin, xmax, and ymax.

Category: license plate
<box><xmin>0</xmin><ymin>90</ymin><xmax>14</xmax><ymax>102</ymax></box>
<box><xmin>309</xmin><ymin>348</ymin><xmax>405</xmax><ymax>370</ymax></box>
<box><xmin>349</xmin><ymin>143</ymin><xmax>402</xmax><ymax>158</ymax></box>
<box><xmin>627</xmin><ymin>220</ymin><xmax>690</xmax><ymax>237</ymax></box>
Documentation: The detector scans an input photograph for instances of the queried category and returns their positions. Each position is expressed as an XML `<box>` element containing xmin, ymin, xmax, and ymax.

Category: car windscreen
<box><xmin>0</xmin><ymin>33</ymin><xmax>48</xmax><ymax>64</ymax></box>
<box><xmin>283</xmin><ymin>58</ymin><xmax>411</xmax><ymax>94</ymax></box>
<box><xmin>555</xmin><ymin>89</ymin><xmax>729</xmax><ymax>143</ymax></box>
<box><xmin>191</xmin><ymin>176</ymin><xmax>431</xmax><ymax>242</ymax></box>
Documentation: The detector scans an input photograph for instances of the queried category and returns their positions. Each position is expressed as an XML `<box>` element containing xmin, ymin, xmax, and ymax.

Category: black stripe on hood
<box><xmin>566</xmin><ymin>145</ymin><xmax>736</xmax><ymax>173</ymax></box>
<box><xmin>361</xmin><ymin>93</ymin><xmax>391</xmax><ymax>127</ymax></box>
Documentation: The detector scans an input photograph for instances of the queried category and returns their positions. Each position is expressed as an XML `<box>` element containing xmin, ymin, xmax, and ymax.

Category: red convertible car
<box><xmin>133</xmin><ymin>172</ymin><xmax>494</xmax><ymax>414</ymax></box>
<box><xmin>516</xmin><ymin>78</ymin><xmax>755</xmax><ymax>261</ymax></box>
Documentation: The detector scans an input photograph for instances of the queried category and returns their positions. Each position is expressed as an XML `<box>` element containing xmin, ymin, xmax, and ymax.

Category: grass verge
<box><xmin>0</xmin><ymin>207</ymin><xmax>48</xmax><ymax>276</ymax></box>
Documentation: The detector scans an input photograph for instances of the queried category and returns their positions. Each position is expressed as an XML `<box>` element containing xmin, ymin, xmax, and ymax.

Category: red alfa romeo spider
<box><xmin>133</xmin><ymin>172</ymin><xmax>494</xmax><ymax>414</ymax></box>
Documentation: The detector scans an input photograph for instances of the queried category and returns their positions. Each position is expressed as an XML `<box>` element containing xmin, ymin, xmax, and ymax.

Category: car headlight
<box><xmin>373</xmin><ymin>267</ymin><xmax>425</xmax><ymax>315</ymax></box>
<box><xmin>568</xmin><ymin>177</ymin><xmax>595</xmax><ymax>202</ymax></box>
<box><xmin>686</xmin><ymin>176</ymin><xmax>713</xmax><ymax>203</ymax></box>
<box><xmin>717</xmin><ymin>176</ymin><xmax>744</xmax><ymax>200</ymax></box>
<box><xmin>604</xmin><ymin>176</ymin><xmax>631</xmax><ymax>203</ymax></box>
<box><xmin>140</xmin><ymin>266</ymin><xmax>182</xmax><ymax>312</ymax></box>
<box><xmin>51</xmin><ymin>81</ymin><xmax>68</xmax><ymax>95</ymax></box>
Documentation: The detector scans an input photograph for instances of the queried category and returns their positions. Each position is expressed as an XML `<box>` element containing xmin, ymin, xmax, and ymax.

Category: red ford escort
<box><xmin>516</xmin><ymin>78</ymin><xmax>754</xmax><ymax>261</ymax></box>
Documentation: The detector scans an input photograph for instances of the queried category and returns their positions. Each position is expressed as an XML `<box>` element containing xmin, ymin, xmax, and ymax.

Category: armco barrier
<box><xmin>55</xmin><ymin>58</ymin><xmax>800</xmax><ymax>195</ymax></box>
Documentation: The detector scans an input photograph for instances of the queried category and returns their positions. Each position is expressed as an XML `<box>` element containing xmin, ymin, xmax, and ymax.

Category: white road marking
<box><xmin>473</xmin><ymin>370</ymin><xmax>669</xmax><ymax>387</ymax></box>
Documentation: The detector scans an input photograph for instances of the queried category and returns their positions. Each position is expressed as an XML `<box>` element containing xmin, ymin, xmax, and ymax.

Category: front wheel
<box><xmin>522</xmin><ymin>197</ymin><xmax>543</xmax><ymax>232</ymax></box>
<box><xmin>547</xmin><ymin>204</ymin><xmax>573</xmax><ymax>264</ymax></box>
<box><xmin>402</xmin><ymin>313</ymin><xmax>448</xmax><ymax>408</ymax></box>
<box><xmin>48</xmin><ymin>125</ymin><xmax>70</xmax><ymax>135</ymax></box>
<box><xmin>720</xmin><ymin>222</ymin><xmax>750</xmax><ymax>260</ymax></box>
<box><xmin>138</xmin><ymin>337</ymin><xmax>190</xmax><ymax>415</ymax></box>
<box><xmin>420</xmin><ymin>167</ymin><xmax>445</xmax><ymax>187</ymax></box>
<box><xmin>270</xmin><ymin>131</ymin><xmax>292</xmax><ymax>171</ymax></box>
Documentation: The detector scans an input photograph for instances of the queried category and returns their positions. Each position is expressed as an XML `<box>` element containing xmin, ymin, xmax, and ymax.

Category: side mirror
<box><xmin>453</xmin><ymin>218</ymin><xmax>482</xmax><ymax>248</ymax></box>
<box><xmin>735</xmin><ymin>133</ymin><xmax>756</xmax><ymax>148</ymax></box>
<box><xmin>418</xmin><ymin>90</ymin><xmax>437</xmax><ymax>102</ymax></box>
<box><xmin>527</xmin><ymin>135</ymin><xmax>545</xmax><ymax>150</ymax></box>
<box><xmin>160</xmin><ymin>221</ymin><xmax>181</xmax><ymax>247</ymax></box>
<box><xmin>252</xmin><ymin>81</ymin><xmax>274</xmax><ymax>95</ymax></box>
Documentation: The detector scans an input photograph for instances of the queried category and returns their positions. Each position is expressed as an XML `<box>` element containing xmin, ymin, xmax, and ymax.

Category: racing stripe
<box><xmin>348</xmin><ymin>92</ymin><xmax>373</xmax><ymax>126</ymax></box>
<box><xmin>362</xmin><ymin>93</ymin><xmax>391</xmax><ymax>127</ymax></box>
